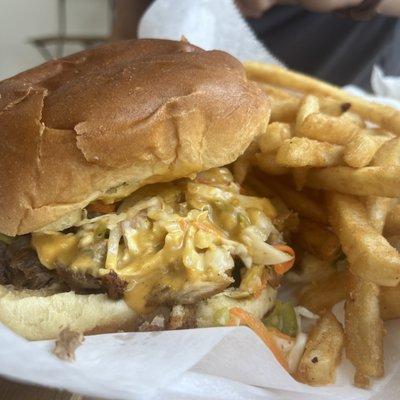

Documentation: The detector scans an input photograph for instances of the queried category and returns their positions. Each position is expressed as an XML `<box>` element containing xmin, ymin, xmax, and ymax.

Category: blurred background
<box><xmin>1</xmin><ymin>1</ymin><xmax>399</xmax><ymax>91</ymax></box>
<box><xmin>0</xmin><ymin>0</ymin><xmax>111</xmax><ymax>79</ymax></box>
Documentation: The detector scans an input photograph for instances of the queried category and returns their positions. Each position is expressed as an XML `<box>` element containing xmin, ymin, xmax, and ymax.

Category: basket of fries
<box><xmin>232</xmin><ymin>62</ymin><xmax>400</xmax><ymax>388</ymax></box>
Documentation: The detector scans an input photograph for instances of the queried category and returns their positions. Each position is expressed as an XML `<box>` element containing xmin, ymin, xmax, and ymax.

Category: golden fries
<box><xmin>245</xmin><ymin>61</ymin><xmax>400</xmax><ymax>388</ymax></box>
<box><xmin>319</xmin><ymin>97</ymin><xmax>348</xmax><ymax>117</ymax></box>
<box><xmin>292</xmin><ymin>167</ymin><xmax>309</xmax><ymax>191</ymax></box>
<box><xmin>343</xmin><ymin>134</ymin><xmax>382</xmax><ymax>168</ymax></box>
<box><xmin>298</xmin><ymin>113</ymin><xmax>359</xmax><ymax>145</ymax></box>
<box><xmin>380</xmin><ymin>284</ymin><xmax>400</xmax><ymax>320</ymax></box>
<box><xmin>245</xmin><ymin>62</ymin><xmax>400</xmax><ymax>135</ymax></box>
<box><xmin>256</xmin><ymin>82</ymin><xmax>295</xmax><ymax>100</ymax></box>
<box><xmin>254</xmin><ymin>152</ymin><xmax>289</xmax><ymax>176</ymax></box>
<box><xmin>364</xmin><ymin>137</ymin><xmax>400</xmax><ymax>232</ymax></box>
<box><xmin>276</xmin><ymin>137</ymin><xmax>343</xmax><ymax>168</ymax></box>
<box><xmin>384</xmin><ymin>204</ymin><xmax>400</xmax><ymax>236</ymax></box>
<box><xmin>270</xmin><ymin>98</ymin><xmax>301</xmax><ymax>123</ymax></box>
<box><xmin>295</xmin><ymin>312</ymin><xmax>344</xmax><ymax>386</ymax></box>
<box><xmin>292</xmin><ymin>219</ymin><xmax>341</xmax><ymax>261</ymax></box>
<box><xmin>327</xmin><ymin>193</ymin><xmax>400</xmax><ymax>286</ymax></box>
<box><xmin>296</xmin><ymin>95</ymin><xmax>320</xmax><ymax>129</ymax></box>
<box><xmin>365</xmin><ymin>197</ymin><xmax>395</xmax><ymax>233</ymax></box>
<box><xmin>345</xmin><ymin>273</ymin><xmax>384</xmax><ymax>387</ymax></box>
<box><xmin>258</xmin><ymin>122</ymin><xmax>291</xmax><ymax>153</ymax></box>
<box><xmin>253</xmin><ymin>173</ymin><xmax>328</xmax><ymax>224</ymax></box>
<box><xmin>297</xmin><ymin>271</ymin><xmax>347</xmax><ymax>315</ymax></box>
<box><xmin>340</xmin><ymin>110</ymin><xmax>366</xmax><ymax>127</ymax></box>
<box><xmin>306</xmin><ymin>166</ymin><xmax>400</xmax><ymax>197</ymax></box>
<box><xmin>373</xmin><ymin>137</ymin><xmax>400</xmax><ymax>164</ymax></box>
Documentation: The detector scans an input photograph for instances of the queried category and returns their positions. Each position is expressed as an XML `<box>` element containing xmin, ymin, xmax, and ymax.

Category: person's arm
<box><xmin>377</xmin><ymin>0</ymin><xmax>400</xmax><ymax>16</ymax></box>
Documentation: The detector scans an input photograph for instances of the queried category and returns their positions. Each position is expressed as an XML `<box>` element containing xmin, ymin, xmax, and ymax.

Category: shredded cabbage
<box><xmin>32</xmin><ymin>168</ymin><xmax>289</xmax><ymax>305</ymax></box>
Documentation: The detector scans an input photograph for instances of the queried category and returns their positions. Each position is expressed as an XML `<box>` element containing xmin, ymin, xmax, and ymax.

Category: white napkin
<box><xmin>138</xmin><ymin>0</ymin><xmax>282</xmax><ymax>65</ymax></box>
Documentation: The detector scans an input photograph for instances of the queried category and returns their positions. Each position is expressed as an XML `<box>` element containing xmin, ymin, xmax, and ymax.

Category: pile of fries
<box><xmin>239</xmin><ymin>62</ymin><xmax>400</xmax><ymax>388</ymax></box>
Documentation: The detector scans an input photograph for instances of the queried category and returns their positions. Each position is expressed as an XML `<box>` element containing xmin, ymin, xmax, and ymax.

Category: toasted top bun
<box><xmin>0</xmin><ymin>39</ymin><xmax>270</xmax><ymax>236</ymax></box>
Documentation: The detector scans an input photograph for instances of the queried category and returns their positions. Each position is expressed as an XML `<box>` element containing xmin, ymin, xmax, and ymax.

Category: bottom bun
<box><xmin>0</xmin><ymin>285</ymin><xmax>138</xmax><ymax>340</ymax></box>
<box><xmin>196</xmin><ymin>286</ymin><xmax>277</xmax><ymax>327</ymax></box>
<box><xmin>0</xmin><ymin>285</ymin><xmax>277</xmax><ymax>341</ymax></box>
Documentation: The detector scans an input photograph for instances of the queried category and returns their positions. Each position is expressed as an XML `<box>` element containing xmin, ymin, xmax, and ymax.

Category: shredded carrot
<box><xmin>253</xmin><ymin>283</ymin><xmax>265</xmax><ymax>299</ymax></box>
<box><xmin>87</xmin><ymin>201</ymin><xmax>117</xmax><ymax>215</ymax></box>
<box><xmin>229</xmin><ymin>307</ymin><xmax>289</xmax><ymax>371</ymax></box>
<box><xmin>253</xmin><ymin>269</ymin><xmax>269</xmax><ymax>299</ymax></box>
<box><xmin>272</xmin><ymin>245</ymin><xmax>295</xmax><ymax>275</ymax></box>
<box><xmin>179</xmin><ymin>220</ymin><xmax>189</xmax><ymax>231</ymax></box>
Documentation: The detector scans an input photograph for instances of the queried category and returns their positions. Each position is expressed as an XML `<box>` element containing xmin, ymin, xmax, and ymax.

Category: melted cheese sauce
<box><xmin>32</xmin><ymin>233</ymin><xmax>79</xmax><ymax>270</ymax></box>
<box><xmin>32</xmin><ymin>168</ymin><xmax>281</xmax><ymax>314</ymax></box>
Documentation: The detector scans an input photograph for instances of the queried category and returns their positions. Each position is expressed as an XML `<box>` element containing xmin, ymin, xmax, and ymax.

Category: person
<box><xmin>112</xmin><ymin>0</ymin><xmax>400</xmax><ymax>90</ymax></box>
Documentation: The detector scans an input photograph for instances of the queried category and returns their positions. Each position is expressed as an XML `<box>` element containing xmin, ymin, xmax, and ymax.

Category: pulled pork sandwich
<box><xmin>0</xmin><ymin>39</ymin><xmax>293</xmax><ymax>342</ymax></box>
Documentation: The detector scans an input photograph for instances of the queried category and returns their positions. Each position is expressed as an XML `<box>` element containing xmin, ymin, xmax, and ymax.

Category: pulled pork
<box><xmin>56</xmin><ymin>267</ymin><xmax>104</xmax><ymax>294</ymax></box>
<box><xmin>101</xmin><ymin>270</ymin><xmax>128</xmax><ymax>300</ymax></box>
<box><xmin>0</xmin><ymin>236</ymin><xmax>60</xmax><ymax>289</ymax></box>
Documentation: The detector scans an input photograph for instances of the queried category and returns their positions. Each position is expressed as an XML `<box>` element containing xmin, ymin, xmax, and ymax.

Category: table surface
<box><xmin>0</xmin><ymin>377</ymin><xmax>93</xmax><ymax>400</ymax></box>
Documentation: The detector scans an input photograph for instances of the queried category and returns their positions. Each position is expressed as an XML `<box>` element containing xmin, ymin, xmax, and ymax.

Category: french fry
<box><xmin>254</xmin><ymin>152</ymin><xmax>289</xmax><ymax>176</ymax></box>
<box><xmin>340</xmin><ymin>110</ymin><xmax>365</xmax><ymax>128</ymax></box>
<box><xmin>384</xmin><ymin>204</ymin><xmax>400</xmax><ymax>236</ymax></box>
<box><xmin>298</xmin><ymin>113</ymin><xmax>360</xmax><ymax>145</ymax></box>
<box><xmin>327</xmin><ymin>193</ymin><xmax>400</xmax><ymax>286</ymax></box>
<box><xmin>276</xmin><ymin>137</ymin><xmax>343</xmax><ymax>168</ymax></box>
<box><xmin>258</xmin><ymin>122</ymin><xmax>291</xmax><ymax>153</ymax></box>
<box><xmin>297</xmin><ymin>271</ymin><xmax>347</xmax><ymax>316</ymax></box>
<box><xmin>343</xmin><ymin>134</ymin><xmax>383</xmax><ymax>168</ymax></box>
<box><xmin>292</xmin><ymin>219</ymin><xmax>341</xmax><ymax>261</ymax></box>
<box><xmin>294</xmin><ymin>253</ymin><xmax>337</xmax><ymax>283</ymax></box>
<box><xmin>232</xmin><ymin>157</ymin><xmax>250</xmax><ymax>185</ymax></box>
<box><xmin>306</xmin><ymin>166</ymin><xmax>400</xmax><ymax>197</ymax></box>
<box><xmin>256</xmin><ymin>82</ymin><xmax>295</xmax><ymax>100</ymax></box>
<box><xmin>372</xmin><ymin>137</ymin><xmax>400</xmax><ymax>166</ymax></box>
<box><xmin>387</xmin><ymin>235</ymin><xmax>400</xmax><ymax>251</ymax></box>
<box><xmin>319</xmin><ymin>97</ymin><xmax>349</xmax><ymax>117</ymax></box>
<box><xmin>295</xmin><ymin>312</ymin><xmax>344</xmax><ymax>386</ymax></box>
<box><xmin>366</xmin><ymin>137</ymin><xmax>400</xmax><ymax>233</ymax></box>
<box><xmin>292</xmin><ymin>167</ymin><xmax>309</xmax><ymax>191</ymax></box>
<box><xmin>345</xmin><ymin>273</ymin><xmax>384</xmax><ymax>385</ymax></box>
<box><xmin>245</xmin><ymin>62</ymin><xmax>400</xmax><ymax>135</ymax></box>
<box><xmin>232</xmin><ymin>142</ymin><xmax>259</xmax><ymax>184</ymax></box>
<box><xmin>365</xmin><ymin>197</ymin><xmax>396</xmax><ymax>234</ymax></box>
<box><xmin>253</xmin><ymin>173</ymin><xmax>328</xmax><ymax>224</ymax></box>
<box><xmin>245</xmin><ymin>174</ymin><xmax>276</xmax><ymax>198</ymax></box>
<box><xmin>345</xmin><ymin>187</ymin><xmax>386</xmax><ymax>388</ymax></box>
<box><xmin>247</xmin><ymin>61</ymin><xmax>400</xmax><ymax>389</ymax></box>
<box><xmin>314</xmin><ymin>136</ymin><xmax>398</xmax><ymax>238</ymax></box>
<box><xmin>380</xmin><ymin>284</ymin><xmax>400</xmax><ymax>320</ymax></box>
<box><xmin>368</xmin><ymin>132</ymin><xmax>392</xmax><ymax>147</ymax></box>
<box><xmin>270</xmin><ymin>98</ymin><xmax>301</xmax><ymax>123</ymax></box>
<box><xmin>296</xmin><ymin>95</ymin><xmax>319</xmax><ymax>130</ymax></box>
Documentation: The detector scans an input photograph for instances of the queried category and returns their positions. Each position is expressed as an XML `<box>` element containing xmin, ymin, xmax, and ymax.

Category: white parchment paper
<box><xmin>1</xmin><ymin>0</ymin><xmax>400</xmax><ymax>399</ymax></box>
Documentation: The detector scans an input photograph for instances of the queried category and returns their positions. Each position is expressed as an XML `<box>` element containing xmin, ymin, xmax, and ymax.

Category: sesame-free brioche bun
<box><xmin>0</xmin><ymin>39</ymin><xmax>270</xmax><ymax>236</ymax></box>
